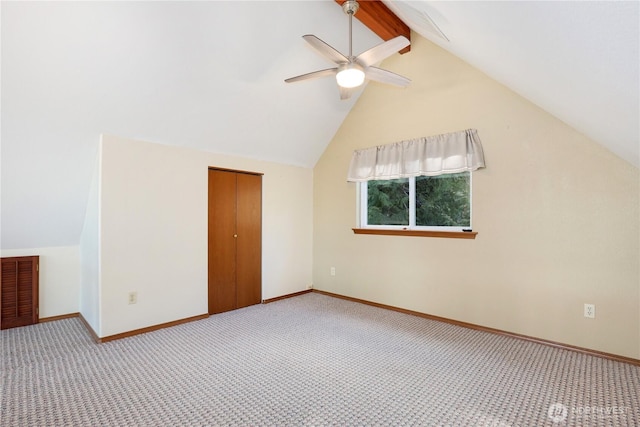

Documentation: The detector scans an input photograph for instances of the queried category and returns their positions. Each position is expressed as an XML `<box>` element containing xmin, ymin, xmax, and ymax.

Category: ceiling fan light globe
<box><xmin>336</xmin><ymin>67</ymin><xmax>365</xmax><ymax>88</ymax></box>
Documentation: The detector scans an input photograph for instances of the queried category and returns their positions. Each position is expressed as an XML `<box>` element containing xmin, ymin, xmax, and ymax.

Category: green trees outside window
<box><xmin>415</xmin><ymin>173</ymin><xmax>470</xmax><ymax>227</ymax></box>
<box><xmin>365</xmin><ymin>172</ymin><xmax>470</xmax><ymax>228</ymax></box>
<box><xmin>367</xmin><ymin>179</ymin><xmax>409</xmax><ymax>225</ymax></box>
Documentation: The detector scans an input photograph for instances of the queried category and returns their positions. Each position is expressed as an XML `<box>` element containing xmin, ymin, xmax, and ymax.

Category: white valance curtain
<box><xmin>347</xmin><ymin>129</ymin><xmax>486</xmax><ymax>182</ymax></box>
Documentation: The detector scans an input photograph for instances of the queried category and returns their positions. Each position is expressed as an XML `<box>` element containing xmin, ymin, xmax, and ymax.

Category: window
<box><xmin>360</xmin><ymin>172</ymin><xmax>471</xmax><ymax>231</ymax></box>
<box><xmin>348</xmin><ymin>129</ymin><xmax>484</xmax><ymax>237</ymax></box>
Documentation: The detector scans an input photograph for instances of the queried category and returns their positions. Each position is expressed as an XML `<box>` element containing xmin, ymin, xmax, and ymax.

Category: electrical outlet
<box><xmin>330</xmin><ymin>267</ymin><xmax>336</xmax><ymax>276</ymax></box>
<box><xmin>584</xmin><ymin>303</ymin><xmax>595</xmax><ymax>319</ymax></box>
<box><xmin>128</xmin><ymin>291</ymin><xmax>137</xmax><ymax>305</ymax></box>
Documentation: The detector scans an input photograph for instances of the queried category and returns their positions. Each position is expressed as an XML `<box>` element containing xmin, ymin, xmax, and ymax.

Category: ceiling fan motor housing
<box><xmin>342</xmin><ymin>1</ymin><xmax>360</xmax><ymax>16</ymax></box>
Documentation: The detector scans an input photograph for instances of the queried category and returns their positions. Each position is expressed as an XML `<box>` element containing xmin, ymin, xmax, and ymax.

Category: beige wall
<box><xmin>313</xmin><ymin>34</ymin><xmax>640</xmax><ymax>358</ymax></box>
<box><xmin>99</xmin><ymin>135</ymin><xmax>313</xmax><ymax>337</ymax></box>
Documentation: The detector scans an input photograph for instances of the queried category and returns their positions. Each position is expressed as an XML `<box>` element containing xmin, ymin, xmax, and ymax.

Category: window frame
<box><xmin>358</xmin><ymin>172</ymin><xmax>473</xmax><ymax>232</ymax></box>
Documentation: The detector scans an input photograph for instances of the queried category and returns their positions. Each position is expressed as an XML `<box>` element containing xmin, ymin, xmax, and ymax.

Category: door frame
<box><xmin>207</xmin><ymin>167</ymin><xmax>263</xmax><ymax>315</ymax></box>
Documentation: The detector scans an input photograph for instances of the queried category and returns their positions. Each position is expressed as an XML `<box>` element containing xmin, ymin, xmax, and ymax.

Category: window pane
<box><xmin>367</xmin><ymin>178</ymin><xmax>409</xmax><ymax>225</ymax></box>
<box><xmin>415</xmin><ymin>172</ymin><xmax>470</xmax><ymax>227</ymax></box>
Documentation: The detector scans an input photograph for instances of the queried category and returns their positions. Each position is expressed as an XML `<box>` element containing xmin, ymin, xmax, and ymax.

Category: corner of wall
<box><xmin>78</xmin><ymin>137</ymin><xmax>102</xmax><ymax>336</ymax></box>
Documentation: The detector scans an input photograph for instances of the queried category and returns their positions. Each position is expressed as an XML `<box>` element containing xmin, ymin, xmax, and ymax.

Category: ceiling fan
<box><xmin>285</xmin><ymin>0</ymin><xmax>411</xmax><ymax>100</ymax></box>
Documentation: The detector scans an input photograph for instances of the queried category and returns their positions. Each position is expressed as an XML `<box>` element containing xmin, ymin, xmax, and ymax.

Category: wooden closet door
<box><xmin>236</xmin><ymin>173</ymin><xmax>262</xmax><ymax>308</ymax></box>
<box><xmin>208</xmin><ymin>170</ymin><xmax>238</xmax><ymax>314</ymax></box>
<box><xmin>1</xmin><ymin>256</ymin><xmax>39</xmax><ymax>330</ymax></box>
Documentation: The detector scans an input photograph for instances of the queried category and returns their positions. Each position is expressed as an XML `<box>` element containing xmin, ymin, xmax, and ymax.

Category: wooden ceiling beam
<box><xmin>334</xmin><ymin>0</ymin><xmax>411</xmax><ymax>54</ymax></box>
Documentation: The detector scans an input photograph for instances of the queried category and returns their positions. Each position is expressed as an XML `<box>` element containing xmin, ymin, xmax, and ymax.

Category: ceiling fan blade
<box><xmin>365</xmin><ymin>67</ymin><xmax>411</xmax><ymax>87</ymax></box>
<box><xmin>302</xmin><ymin>35</ymin><xmax>348</xmax><ymax>65</ymax></box>
<box><xmin>285</xmin><ymin>68</ymin><xmax>338</xmax><ymax>84</ymax></box>
<box><xmin>355</xmin><ymin>36</ymin><xmax>410</xmax><ymax>68</ymax></box>
<box><xmin>339</xmin><ymin>86</ymin><xmax>354</xmax><ymax>100</ymax></box>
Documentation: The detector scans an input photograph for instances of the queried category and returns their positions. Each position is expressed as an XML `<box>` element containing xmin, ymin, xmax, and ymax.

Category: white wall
<box><xmin>79</xmin><ymin>143</ymin><xmax>101</xmax><ymax>335</ymax></box>
<box><xmin>0</xmin><ymin>245</ymin><xmax>80</xmax><ymax>318</ymax></box>
<box><xmin>313</xmin><ymin>34</ymin><xmax>640</xmax><ymax>359</ymax></box>
<box><xmin>99</xmin><ymin>135</ymin><xmax>313</xmax><ymax>337</ymax></box>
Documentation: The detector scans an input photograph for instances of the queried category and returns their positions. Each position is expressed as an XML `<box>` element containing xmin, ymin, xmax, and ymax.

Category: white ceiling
<box><xmin>1</xmin><ymin>1</ymin><xmax>638</xmax><ymax>249</ymax></box>
<box><xmin>387</xmin><ymin>0</ymin><xmax>639</xmax><ymax>167</ymax></box>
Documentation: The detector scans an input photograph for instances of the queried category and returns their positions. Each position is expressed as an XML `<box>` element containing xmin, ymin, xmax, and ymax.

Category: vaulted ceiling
<box><xmin>1</xmin><ymin>1</ymin><xmax>638</xmax><ymax>249</ymax></box>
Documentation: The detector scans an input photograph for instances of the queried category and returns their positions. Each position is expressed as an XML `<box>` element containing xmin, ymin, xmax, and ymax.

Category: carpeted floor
<box><xmin>1</xmin><ymin>293</ymin><xmax>638</xmax><ymax>426</ymax></box>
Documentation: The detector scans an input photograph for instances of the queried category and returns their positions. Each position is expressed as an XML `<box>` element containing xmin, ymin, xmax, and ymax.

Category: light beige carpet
<box><xmin>2</xmin><ymin>293</ymin><xmax>638</xmax><ymax>426</ymax></box>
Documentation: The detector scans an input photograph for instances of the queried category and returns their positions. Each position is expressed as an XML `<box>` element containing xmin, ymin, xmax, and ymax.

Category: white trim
<box><xmin>408</xmin><ymin>176</ymin><xmax>416</xmax><ymax>227</ymax></box>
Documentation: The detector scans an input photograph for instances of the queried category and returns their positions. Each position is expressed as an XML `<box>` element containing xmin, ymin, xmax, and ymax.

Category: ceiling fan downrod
<box><xmin>342</xmin><ymin>0</ymin><xmax>359</xmax><ymax>59</ymax></box>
